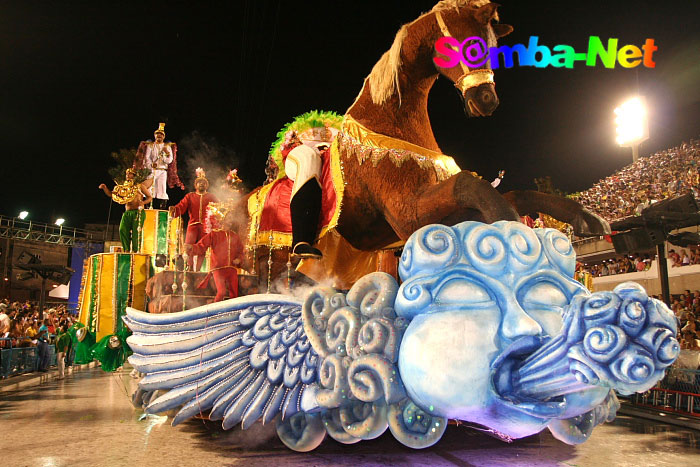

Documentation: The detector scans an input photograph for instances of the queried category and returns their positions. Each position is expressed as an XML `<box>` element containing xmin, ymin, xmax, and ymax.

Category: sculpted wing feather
<box><xmin>124</xmin><ymin>295</ymin><xmax>319</xmax><ymax>429</ymax></box>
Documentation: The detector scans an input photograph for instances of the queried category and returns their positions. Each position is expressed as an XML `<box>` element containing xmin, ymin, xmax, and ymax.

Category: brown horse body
<box><xmin>334</xmin><ymin>1</ymin><xmax>608</xmax><ymax>251</ymax></box>
<box><xmin>243</xmin><ymin>1</ymin><xmax>609</xmax><ymax>286</ymax></box>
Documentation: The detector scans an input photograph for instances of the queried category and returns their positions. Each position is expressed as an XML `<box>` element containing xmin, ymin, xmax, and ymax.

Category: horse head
<box><xmin>431</xmin><ymin>2</ymin><xmax>513</xmax><ymax>117</ymax></box>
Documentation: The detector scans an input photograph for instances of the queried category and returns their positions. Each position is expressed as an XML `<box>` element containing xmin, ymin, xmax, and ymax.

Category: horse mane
<box><xmin>367</xmin><ymin>0</ymin><xmax>494</xmax><ymax>106</ymax></box>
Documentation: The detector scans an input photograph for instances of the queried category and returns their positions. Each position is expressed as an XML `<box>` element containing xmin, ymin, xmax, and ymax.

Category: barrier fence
<box><xmin>0</xmin><ymin>338</ymin><xmax>57</xmax><ymax>379</ymax></box>
<box><xmin>628</xmin><ymin>367</ymin><xmax>700</xmax><ymax>417</ymax></box>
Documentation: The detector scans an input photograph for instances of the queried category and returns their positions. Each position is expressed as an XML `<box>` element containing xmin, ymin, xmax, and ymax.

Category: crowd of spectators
<box><xmin>572</xmin><ymin>139</ymin><xmax>700</xmax><ymax>222</ymax></box>
<box><xmin>0</xmin><ymin>299</ymin><xmax>76</xmax><ymax>376</ymax></box>
<box><xmin>582</xmin><ymin>253</ymin><xmax>654</xmax><ymax>277</ymax></box>
<box><xmin>582</xmin><ymin>247</ymin><xmax>700</xmax><ymax>278</ymax></box>
<box><xmin>670</xmin><ymin>291</ymin><xmax>700</xmax><ymax>351</ymax></box>
<box><xmin>667</xmin><ymin>248</ymin><xmax>700</xmax><ymax>267</ymax></box>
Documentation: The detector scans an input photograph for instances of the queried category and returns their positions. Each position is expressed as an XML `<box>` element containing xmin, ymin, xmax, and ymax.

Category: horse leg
<box><xmin>385</xmin><ymin>171</ymin><xmax>521</xmax><ymax>240</ymax></box>
<box><xmin>502</xmin><ymin>190</ymin><xmax>611</xmax><ymax>236</ymax></box>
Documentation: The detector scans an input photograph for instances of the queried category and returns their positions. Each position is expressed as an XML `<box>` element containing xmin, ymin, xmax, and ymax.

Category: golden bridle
<box><xmin>434</xmin><ymin>10</ymin><xmax>494</xmax><ymax>94</ymax></box>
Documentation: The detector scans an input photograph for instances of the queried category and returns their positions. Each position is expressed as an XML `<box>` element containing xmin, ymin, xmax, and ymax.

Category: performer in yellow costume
<box><xmin>99</xmin><ymin>168</ymin><xmax>152</xmax><ymax>252</ymax></box>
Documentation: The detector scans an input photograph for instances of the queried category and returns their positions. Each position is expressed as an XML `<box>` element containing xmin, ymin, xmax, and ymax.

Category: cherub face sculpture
<box><xmin>396</xmin><ymin>221</ymin><xmax>589</xmax><ymax>438</ymax></box>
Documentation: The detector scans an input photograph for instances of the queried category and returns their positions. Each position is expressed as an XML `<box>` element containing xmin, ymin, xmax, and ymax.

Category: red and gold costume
<box><xmin>193</xmin><ymin>209</ymin><xmax>244</xmax><ymax>302</ymax></box>
<box><xmin>171</xmin><ymin>169</ymin><xmax>218</xmax><ymax>270</ymax></box>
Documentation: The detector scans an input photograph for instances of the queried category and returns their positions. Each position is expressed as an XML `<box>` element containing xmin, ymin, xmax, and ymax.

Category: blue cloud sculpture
<box><xmin>124</xmin><ymin>221</ymin><xmax>679</xmax><ymax>451</ymax></box>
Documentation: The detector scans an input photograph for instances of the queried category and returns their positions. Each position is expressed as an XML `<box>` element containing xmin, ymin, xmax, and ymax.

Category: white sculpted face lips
<box><xmin>396</xmin><ymin>222</ymin><xmax>588</xmax><ymax>438</ymax></box>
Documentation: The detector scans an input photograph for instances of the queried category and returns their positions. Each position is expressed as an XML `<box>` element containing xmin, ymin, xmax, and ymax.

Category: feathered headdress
<box><xmin>194</xmin><ymin>167</ymin><xmax>209</xmax><ymax>188</ymax></box>
<box><xmin>268</xmin><ymin>110</ymin><xmax>343</xmax><ymax>180</ymax></box>
<box><xmin>224</xmin><ymin>168</ymin><xmax>245</xmax><ymax>192</ymax></box>
<box><xmin>204</xmin><ymin>201</ymin><xmax>231</xmax><ymax>233</ymax></box>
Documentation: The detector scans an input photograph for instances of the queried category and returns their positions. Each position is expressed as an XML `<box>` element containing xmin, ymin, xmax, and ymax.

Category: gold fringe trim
<box><xmin>319</xmin><ymin>139</ymin><xmax>345</xmax><ymax>238</ymax></box>
<box><xmin>340</xmin><ymin>115</ymin><xmax>464</xmax><ymax>182</ymax></box>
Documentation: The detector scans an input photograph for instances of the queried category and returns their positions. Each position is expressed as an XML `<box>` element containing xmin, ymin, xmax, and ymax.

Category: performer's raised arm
<box><xmin>98</xmin><ymin>183</ymin><xmax>112</xmax><ymax>197</ymax></box>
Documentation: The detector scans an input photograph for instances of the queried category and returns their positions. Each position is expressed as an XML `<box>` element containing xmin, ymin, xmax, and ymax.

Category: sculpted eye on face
<box><xmin>434</xmin><ymin>277</ymin><xmax>493</xmax><ymax>307</ymax></box>
<box><xmin>517</xmin><ymin>276</ymin><xmax>587</xmax><ymax>338</ymax></box>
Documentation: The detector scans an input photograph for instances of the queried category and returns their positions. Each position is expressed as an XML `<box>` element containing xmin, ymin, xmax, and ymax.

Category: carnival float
<box><xmin>73</xmin><ymin>0</ymin><xmax>678</xmax><ymax>451</ymax></box>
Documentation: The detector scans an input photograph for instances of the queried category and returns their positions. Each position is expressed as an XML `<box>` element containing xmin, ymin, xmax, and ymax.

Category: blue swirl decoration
<box><xmin>305</xmin><ymin>272</ymin><xmax>443</xmax><ymax>449</ymax></box>
<box><xmin>399</xmin><ymin>224</ymin><xmax>459</xmax><ymax>279</ymax></box>
<box><xmin>395</xmin><ymin>221</ymin><xmax>584</xmax><ymax>319</ymax></box>
<box><xmin>387</xmin><ymin>399</ymin><xmax>447</xmax><ymax>449</ymax></box>
<box><xmin>534</xmin><ymin>228</ymin><xmax>576</xmax><ymax>276</ymax></box>
<box><xmin>533</xmin><ymin>282</ymin><xmax>679</xmax><ymax>395</ymax></box>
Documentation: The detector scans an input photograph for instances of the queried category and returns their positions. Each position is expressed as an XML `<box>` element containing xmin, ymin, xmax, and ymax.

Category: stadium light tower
<box><xmin>614</xmin><ymin>96</ymin><xmax>649</xmax><ymax>163</ymax></box>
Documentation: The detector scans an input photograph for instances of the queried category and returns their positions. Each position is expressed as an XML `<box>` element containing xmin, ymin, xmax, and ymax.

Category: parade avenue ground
<box><xmin>1</xmin><ymin>366</ymin><xmax>698</xmax><ymax>467</ymax></box>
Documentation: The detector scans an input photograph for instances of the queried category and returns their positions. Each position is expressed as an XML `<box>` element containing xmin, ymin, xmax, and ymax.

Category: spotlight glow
<box><xmin>18</xmin><ymin>211</ymin><xmax>29</xmax><ymax>220</ymax></box>
<box><xmin>55</xmin><ymin>218</ymin><xmax>65</xmax><ymax>226</ymax></box>
<box><xmin>614</xmin><ymin>97</ymin><xmax>649</xmax><ymax>146</ymax></box>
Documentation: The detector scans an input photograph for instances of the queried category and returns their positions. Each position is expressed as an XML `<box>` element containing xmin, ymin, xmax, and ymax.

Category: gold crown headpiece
<box><xmin>226</xmin><ymin>168</ymin><xmax>242</xmax><ymax>184</ymax></box>
<box><xmin>154</xmin><ymin>122</ymin><xmax>166</xmax><ymax>136</ymax></box>
<box><xmin>205</xmin><ymin>201</ymin><xmax>232</xmax><ymax>232</ymax></box>
<box><xmin>207</xmin><ymin>202</ymin><xmax>229</xmax><ymax>222</ymax></box>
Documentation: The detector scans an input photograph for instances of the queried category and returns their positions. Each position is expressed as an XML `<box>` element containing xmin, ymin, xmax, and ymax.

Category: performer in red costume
<box><xmin>188</xmin><ymin>204</ymin><xmax>244</xmax><ymax>301</ymax></box>
<box><xmin>280</xmin><ymin>127</ymin><xmax>334</xmax><ymax>259</ymax></box>
<box><xmin>169</xmin><ymin>168</ymin><xmax>218</xmax><ymax>271</ymax></box>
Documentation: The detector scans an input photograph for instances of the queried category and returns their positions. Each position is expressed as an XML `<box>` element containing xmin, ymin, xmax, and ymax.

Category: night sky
<box><xmin>1</xmin><ymin>0</ymin><xmax>698</xmax><ymax>228</ymax></box>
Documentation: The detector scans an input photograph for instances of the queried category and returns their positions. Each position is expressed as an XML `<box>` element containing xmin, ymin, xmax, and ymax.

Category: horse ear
<box><xmin>475</xmin><ymin>3</ymin><xmax>499</xmax><ymax>24</ymax></box>
<box><xmin>493</xmin><ymin>23</ymin><xmax>513</xmax><ymax>38</ymax></box>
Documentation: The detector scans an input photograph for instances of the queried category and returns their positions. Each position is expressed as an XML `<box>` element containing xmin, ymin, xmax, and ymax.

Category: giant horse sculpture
<box><xmin>336</xmin><ymin>0</ymin><xmax>609</xmax><ymax>247</ymax></box>
<box><xmin>243</xmin><ymin>0</ymin><xmax>609</xmax><ymax>288</ymax></box>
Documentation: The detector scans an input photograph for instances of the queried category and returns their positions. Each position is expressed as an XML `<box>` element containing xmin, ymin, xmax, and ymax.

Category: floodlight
<box><xmin>55</xmin><ymin>218</ymin><xmax>65</xmax><ymax>226</ymax></box>
<box><xmin>18</xmin><ymin>211</ymin><xmax>29</xmax><ymax>220</ymax></box>
<box><xmin>614</xmin><ymin>97</ymin><xmax>648</xmax><ymax>147</ymax></box>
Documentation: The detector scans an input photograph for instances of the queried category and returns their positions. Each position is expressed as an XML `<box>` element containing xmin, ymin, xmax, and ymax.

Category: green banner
<box><xmin>157</xmin><ymin>210</ymin><xmax>168</xmax><ymax>255</ymax></box>
<box><xmin>88</xmin><ymin>255</ymin><xmax>99</xmax><ymax>333</ymax></box>
<box><xmin>115</xmin><ymin>254</ymin><xmax>132</xmax><ymax>335</ymax></box>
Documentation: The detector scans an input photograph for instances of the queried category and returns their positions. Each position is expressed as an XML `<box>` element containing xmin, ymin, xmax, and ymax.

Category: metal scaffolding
<box><xmin>0</xmin><ymin>215</ymin><xmax>102</xmax><ymax>247</ymax></box>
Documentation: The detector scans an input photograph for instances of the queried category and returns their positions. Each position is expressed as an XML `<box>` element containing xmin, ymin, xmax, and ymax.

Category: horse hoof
<box><xmin>571</xmin><ymin>209</ymin><xmax>611</xmax><ymax>237</ymax></box>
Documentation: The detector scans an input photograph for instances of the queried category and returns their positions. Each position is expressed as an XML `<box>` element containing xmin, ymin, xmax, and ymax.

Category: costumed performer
<box><xmin>281</xmin><ymin>124</ymin><xmax>336</xmax><ymax>259</ymax></box>
<box><xmin>491</xmin><ymin>169</ymin><xmax>505</xmax><ymax>188</ymax></box>
<box><xmin>186</xmin><ymin>203</ymin><xmax>244</xmax><ymax>302</ymax></box>
<box><xmin>135</xmin><ymin>122</ymin><xmax>184</xmax><ymax>209</ymax></box>
<box><xmin>99</xmin><ymin>168</ymin><xmax>152</xmax><ymax>252</ymax></box>
<box><xmin>169</xmin><ymin>168</ymin><xmax>218</xmax><ymax>271</ymax></box>
<box><xmin>220</xmin><ymin>168</ymin><xmax>246</xmax><ymax>198</ymax></box>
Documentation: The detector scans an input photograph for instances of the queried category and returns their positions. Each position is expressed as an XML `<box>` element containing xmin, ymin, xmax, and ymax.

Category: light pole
<box><xmin>614</xmin><ymin>96</ymin><xmax>649</xmax><ymax>163</ymax></box>
<box><xmin>4</xmin><ymin>212</ymin><xmax>28</xmax><ymax>300</ymax></box>
<box><xmin>55</xmin><ymin>218</ymin><xmax>65</xmax><ymax>237</ymax></box>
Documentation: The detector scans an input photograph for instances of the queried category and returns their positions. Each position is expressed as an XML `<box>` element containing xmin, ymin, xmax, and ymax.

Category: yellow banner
<box><xmin>77</xmin><ymin>253</ymin><xmax>151</xmax><ymax>341</ymax></box>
